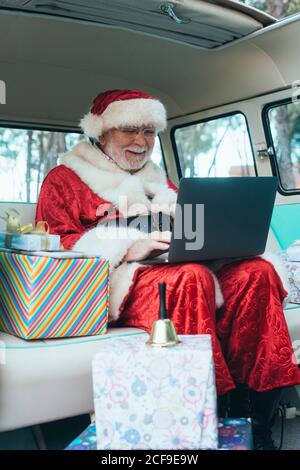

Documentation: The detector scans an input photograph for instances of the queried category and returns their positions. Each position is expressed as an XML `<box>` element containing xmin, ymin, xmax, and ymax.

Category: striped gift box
<box><xmin>0</xmin><ymin>251</ymin><xmax>109</xmax><ymax>339</ymax></box>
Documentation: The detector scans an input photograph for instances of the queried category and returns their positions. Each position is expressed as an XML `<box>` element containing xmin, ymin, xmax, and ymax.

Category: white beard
<box><xmin>104</xmin><ymin>141</ymin><xmax>152</xmax><ymax>171</ymax></box>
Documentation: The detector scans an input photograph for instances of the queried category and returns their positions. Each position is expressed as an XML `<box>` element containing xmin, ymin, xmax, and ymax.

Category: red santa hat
<box><xmin>80</xmin><ymin>89</ymin><xmax>167</xmax><ymax>138</ymax></box>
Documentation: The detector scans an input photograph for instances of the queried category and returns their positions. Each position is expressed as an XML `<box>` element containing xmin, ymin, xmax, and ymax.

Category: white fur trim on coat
<box><xmin>210</xmin><ymin>272</ymin><xmax>224</xmax><ymax>308</ymax></box>
<box><xmin>72</xmin><ymin>224</ymin><xmax>147</xmax><ymax>322</ymax></box>
<box><xmin>109</xmin><ymin>262</ymin><xmax>140</xmax><ymax>321</ymax></box>
<box><xmin>60</xmin><ymin>142</ymin><xmax>177</xmax><ymax>216</ymax></box>
<box><xmin>80</xmin><ymin>98</ymin><xmax>167</xmax><ymax>138</ymax></box>
<box><xmin>73</xmin><ymin>225</ymin><xmax>148</xmax><ymax>269</ymax></box>
<box><xmin>60</xmin><ymin>142</ymin><xmax>177</xmax><ymax>217</ymax></box>
<box><xmin>259</xmin><ymin>252</ymin><xmax>291</xmax><ymax>302</ymax></box>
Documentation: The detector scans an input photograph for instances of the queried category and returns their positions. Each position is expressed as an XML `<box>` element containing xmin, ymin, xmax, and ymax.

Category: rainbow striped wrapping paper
<box><xmin>0</xmin><ymin>251</ymin><xmax>109</xmax><ymax>339</ymax></box>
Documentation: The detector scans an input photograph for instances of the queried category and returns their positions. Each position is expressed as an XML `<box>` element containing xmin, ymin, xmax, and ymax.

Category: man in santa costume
<box><xmin>36</xmin><ymin>89</ymin><xmax>300</xmax><ymax>449</ymax></box>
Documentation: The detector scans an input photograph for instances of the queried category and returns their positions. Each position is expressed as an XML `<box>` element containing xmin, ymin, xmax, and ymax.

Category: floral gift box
<box><xmin>279</xmin><ymin>248</ymin><xmax>300</xmax><ymax>304</ymax></box>
<box><xmin>92</xmin><ymin>334</ymin><xmax>218</xmax><ymax>450</ymax></box>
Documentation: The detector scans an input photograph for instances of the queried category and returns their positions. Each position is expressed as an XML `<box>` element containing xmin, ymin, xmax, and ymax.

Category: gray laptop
<box><xmin>143</xmin><ymin>177</ymin><xmax>278</xmax><ymax>264</ymax></box>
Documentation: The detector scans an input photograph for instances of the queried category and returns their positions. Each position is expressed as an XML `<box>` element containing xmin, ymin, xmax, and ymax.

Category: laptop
<box><xmin>142</xmin><ymin>177</ymin><xmax>278</xmax><ymax>264</ymax></box>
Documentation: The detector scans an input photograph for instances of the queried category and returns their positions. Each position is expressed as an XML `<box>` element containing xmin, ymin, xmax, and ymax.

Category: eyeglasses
<box><xmin>117</xmin><ymin>126</ymin><xmax>156</xmax><ymax>138</ymax></box>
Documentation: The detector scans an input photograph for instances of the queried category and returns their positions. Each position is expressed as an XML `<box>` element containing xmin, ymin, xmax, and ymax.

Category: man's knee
<box><xmin>230</xmin><ymin>257</ymin><xmax>279</xmax><ymax>288</ymax></box>
<box><xmin>173</xmin><ymin>263</ymin><xmax>221</xmax><ymax>305</ymax></box>
<box><xmin>174</xmin><ymin>263</ymin><xmax>214</xmax><ymax>284</ymax></box>
<box><xmin>247</xmin><ymin>257</ymin><xmax>278</xmax><ymax>279</ymax></box>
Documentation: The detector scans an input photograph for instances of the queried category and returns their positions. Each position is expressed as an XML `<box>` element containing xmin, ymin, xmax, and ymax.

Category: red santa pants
<box><xmin>116</xmin><ymin>258</ymin><xmax>300</xmax><ymax>395</ymax></box>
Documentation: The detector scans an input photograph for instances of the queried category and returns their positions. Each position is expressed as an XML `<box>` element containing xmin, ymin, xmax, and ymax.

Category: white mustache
<box><xmin>125</xmin><ymin>146</ymin><xmax>148</xmax><ymax>153</ymax></box>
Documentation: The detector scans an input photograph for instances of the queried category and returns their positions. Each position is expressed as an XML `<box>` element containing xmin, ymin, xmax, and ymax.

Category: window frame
<box><xmin>170</xmin><ymin>110</ymin><xmax>257</xmax><ymax>180</ymax></box>
<box><xmin>262</xmin><ymin>97</ymin><xmax>300</xmax><ymax>196</ymax></box>
<box><xmin>152</xmin><ymin>135</ymin><xmax>168</xmax><ymax>176</ymax></box>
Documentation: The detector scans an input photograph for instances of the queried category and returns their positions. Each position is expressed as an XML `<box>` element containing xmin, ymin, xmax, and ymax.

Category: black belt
<box><xmin>99</xmin><ymin>213</ymin><xmax>173</xmax><ymax>233</ymax></box>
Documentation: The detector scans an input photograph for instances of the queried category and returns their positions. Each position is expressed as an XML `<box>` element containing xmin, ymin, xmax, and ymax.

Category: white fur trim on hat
<box><xmin>80</xmin><ymin>98</ymin><xmax>167</xmax><ymax>138</ymax></box>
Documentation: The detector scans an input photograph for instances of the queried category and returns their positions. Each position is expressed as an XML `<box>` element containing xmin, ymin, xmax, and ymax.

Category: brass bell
<box><xmin>146</xmin><ymin>282</ymin><xmax>181</xmax><ymax>347</ymax></box>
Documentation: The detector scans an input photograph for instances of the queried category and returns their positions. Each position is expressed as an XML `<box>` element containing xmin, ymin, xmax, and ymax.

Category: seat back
<box><xmin>270</xmin><ymin>204</ymin><xmax>300</xmax><ymax>251</ymax></box>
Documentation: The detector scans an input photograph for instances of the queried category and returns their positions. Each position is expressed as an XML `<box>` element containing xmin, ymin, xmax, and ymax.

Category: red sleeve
<box><xmin>167</xmin><ymin>179</ymin><xmax>178</xmax><ymax>192</ymax></box>
<box><xmin>35</xmin><ymin>167</ymin><xmax>86</xmax><ymax>250</ymax></box>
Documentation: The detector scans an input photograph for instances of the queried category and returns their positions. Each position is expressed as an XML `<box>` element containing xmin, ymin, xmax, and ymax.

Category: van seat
<box><xmin>269</xmin><ymin>203</ymin><xmax>300</xmax><ymax>345</ymax></box>
<box><xmin>271</xmin><ymin>204</ymin><xmax>300</xmax><ymax>250</ymax></box>
<box><xmin>0</xmin><ymin>328</ymin><xmax>145</xmax><ymax>431</ymax></box>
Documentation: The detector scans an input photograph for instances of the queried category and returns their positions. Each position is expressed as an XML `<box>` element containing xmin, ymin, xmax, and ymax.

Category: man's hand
<box><xmin>124</xmin><ymin>231</ymin><xmax>171</xmax><ymax>262</ymax></box>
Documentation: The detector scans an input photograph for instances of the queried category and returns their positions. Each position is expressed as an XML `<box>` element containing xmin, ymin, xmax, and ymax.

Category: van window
<box><xmin>172</xmin><ymin>112</ymin><xmax>255</xmax><ymax>178</ymax></box>
<box><xmin>265</xmin><ymin>101</ymin><xmax>300</xmax><ymax>193</ymax></box>
<box><xmin>0</xmin><ymin>126</ymin><xmax>164</xmax><ymax>203</ymax></box>
<box><xmin>0</xmin><ymin>127</ymin><xmax>82</xmax><ymax>203</ymax></box>
<box><xmin>245</xmin><ymin>0</ymin><xmax>300</xmax><ymax>20</ymax></box>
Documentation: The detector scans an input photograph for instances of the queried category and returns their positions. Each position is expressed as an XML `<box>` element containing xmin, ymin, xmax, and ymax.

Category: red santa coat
<box><xmin>36</xmin><ymin>141</ymin><xmax>300</xmax><ymax>395</ymax></box>
<box><xmin>35</xmin><ymin>141</ymin><xmax>223</xmax><ymax>319</ymax></box>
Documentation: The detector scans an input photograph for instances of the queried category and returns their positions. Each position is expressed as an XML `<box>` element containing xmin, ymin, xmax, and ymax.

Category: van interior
<box><xmin>0</xmin><ymin>0</ymin><xmax>300</xmax><ymax>450</ymax></box>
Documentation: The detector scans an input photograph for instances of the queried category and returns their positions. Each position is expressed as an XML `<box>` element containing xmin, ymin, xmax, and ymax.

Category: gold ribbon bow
<box><xmin>1</xmin><ymin>208</ymin><xmax>50</xmax><ymax>250</ymax></box>
<box><xmin>30</xmin><ymin>220</ymin><xmax>51</xmax><ymax>250</ymax></box>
